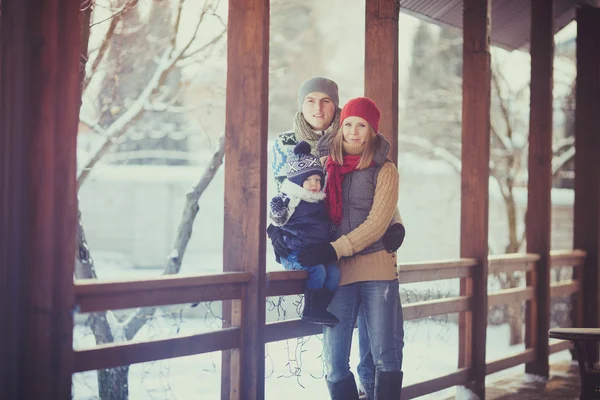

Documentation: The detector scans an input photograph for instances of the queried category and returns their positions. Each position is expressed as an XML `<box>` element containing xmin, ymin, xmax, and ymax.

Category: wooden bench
<box><xmin>549</xmin><ymin>328</ymin><xmax>600</xmax><ymax>400</ymax></box>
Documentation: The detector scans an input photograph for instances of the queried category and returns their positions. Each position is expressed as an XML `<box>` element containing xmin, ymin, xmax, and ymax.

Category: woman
<box><xmin>298</xmin><ymin>97</ymin><xmax>403</xmax><ymax>400</ymax></box>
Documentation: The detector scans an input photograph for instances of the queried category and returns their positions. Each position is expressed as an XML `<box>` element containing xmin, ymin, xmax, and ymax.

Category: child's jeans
<box><xmin>281</xmin><ymin>252</ymin><xmax>340</xmax><ymax>291</ymax></box>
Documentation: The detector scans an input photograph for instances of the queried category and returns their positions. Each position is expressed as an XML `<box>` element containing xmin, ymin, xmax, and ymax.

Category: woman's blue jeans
<box><xmin>357</xmin><ymin>295</ymin><xmax>404</xmax><ymax>397</ymax></box>
<box><xmin>323</xmin><ymin>280</ymin><xmax>401</xmax><ymax>386</ymax></box>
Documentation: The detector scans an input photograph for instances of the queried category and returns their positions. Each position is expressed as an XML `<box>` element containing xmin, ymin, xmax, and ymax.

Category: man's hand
<box><xmin>383</xmin><ymin>223</ymin><xmax>406</xmax><ymax>253</ymax></box>
<box><xmin>297</xmin><ymin>243</ymin><xmax>337</xmax><ymax>267</ymax></box>
<box><xmin>267</xmin><ymin>224</ymin><xmax>291</xmax><ymax>261</ymax></box>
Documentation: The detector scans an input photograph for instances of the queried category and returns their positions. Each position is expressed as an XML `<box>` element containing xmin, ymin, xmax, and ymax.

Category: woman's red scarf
<box><xmin>325</xmin><ymin>155</ymin><xmax>374</xmax><ymax>225</ymax></box>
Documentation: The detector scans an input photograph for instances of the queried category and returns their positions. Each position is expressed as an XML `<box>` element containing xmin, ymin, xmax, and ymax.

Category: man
<box><xmin>272</xmin><ymin>76</ymin><xmax>341</xmax><ymax>191</ymax></box>
<box><xmin>268</xmin><ymin>76</ymin><xmax>406</xmax><ymax>399</ymax></box>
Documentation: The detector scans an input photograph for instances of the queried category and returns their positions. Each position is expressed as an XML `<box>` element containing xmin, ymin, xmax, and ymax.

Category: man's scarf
<box><xmin>292</xmin><ymin>108</ymin><xmax>341</xmax><ymax>154</ymax></box>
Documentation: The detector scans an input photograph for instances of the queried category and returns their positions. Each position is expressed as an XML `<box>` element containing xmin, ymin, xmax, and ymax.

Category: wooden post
<box><xmin>221</xmin><ymin>0</ymin><xmax>269</xmax><ymax>399</ymax></box>
<box><xmin>0</xmin><ymin>0</ymin><xmax>81</xmax><ymax>399</ymax></box>
<box><xmin>459</xmin><ymin>0</ymin><xmax>491</xmax><ymax>397</ymax></box>
<box><xmin>525</xmin><ymin>0</ymin><xmax>553</xmax><ymax>378</ymax></box>
<box><xmin>573</xmin><ymin>5</ymin><xmax>600</xmax><ymax>362</ymax></box>
<box><xmin>365</xmin><ymin>0</ymin><xmax>400</xmax><ymax>164</ymax></box>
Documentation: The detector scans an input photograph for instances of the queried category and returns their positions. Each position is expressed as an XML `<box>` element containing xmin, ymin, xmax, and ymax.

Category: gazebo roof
<box><xmin>400</xmin><ymin>0</ymin><xmax>598</xmax><ymax>50</ymax></box>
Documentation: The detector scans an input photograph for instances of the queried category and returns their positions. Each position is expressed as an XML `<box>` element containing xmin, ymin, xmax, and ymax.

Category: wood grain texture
<box><xmin>459</xmin><ymin>1</ymin><xmax>491</xmax><ymax>398</ymax></box>
<box><xmin>73</xmin><ymin>328</ymin><xmax>240</xmax><ymax>373</ymax></box>
<box><xmin>0</xmin><ymin>0</ymin><xmax>81</xmax><ymax>398</ymax></box>
<box><xmin>573</xmin><ymin>7</ymin><xmax>600</xmax><ymax>359</ymax></box>
<box><xmin>221</xmin><ymin>0</ymin><xmax>270</xmax><ymax>398</ymax></box>
<box><xmin>365</xmin><ymin>0</ymin><xmax>400</xmax><ymax>164</ymax></box>
<box><xmin>525</xmin><ymin>0</ymin><xmax>554</xmax><ymax>377</ymax></box>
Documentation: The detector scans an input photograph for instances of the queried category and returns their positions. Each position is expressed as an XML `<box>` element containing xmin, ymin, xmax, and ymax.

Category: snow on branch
<box><xmin>77</xmin><ymin>1</ymin><xmax>226</xmax><ymax>190</ymax></box>
<box><xmin>77</xmin><ymin>47</ymin><xmax>175</xmax><ymax>188</ymax></box>
<box><xmin>552</xmin><ymin>145</ymin><xmax>575</xmax><ymax>178</ymax></box>
<box><xmin>553</xmin><ymin>136</ymin><xmax>574</xmax><ymax>153</ymax></box>
<box><xmin>82</xmin><ymin>0</ymin><xmax>140</xmax><ymax>94</ymax></box>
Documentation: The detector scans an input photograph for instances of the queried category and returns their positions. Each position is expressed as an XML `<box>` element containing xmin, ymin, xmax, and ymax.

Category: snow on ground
<box><xmin>72</xmin><ymin>312</ymin><xmax>572</xmax><ymax>399</ymax></box>
<box><xmin>73</xmin><ymin>252</ymin><xmax>572</xmax><ymax>399</ymax></box>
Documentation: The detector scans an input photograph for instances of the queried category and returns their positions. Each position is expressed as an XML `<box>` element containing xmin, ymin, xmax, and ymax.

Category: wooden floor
<box><xmin>482</xmin><ymin>361</ymin><xmax>580</xmax><ymax>399</ymax></box>
<box><xmin>441</xmin><ymin>361</ymin><xmax>581</xmax><ymax>399</ymax></box>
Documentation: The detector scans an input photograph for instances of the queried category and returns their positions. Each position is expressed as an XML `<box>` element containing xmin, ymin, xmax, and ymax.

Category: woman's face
<box><xmin>342</xmin><ymin>116</ymin><xmax>371</xmax><ymax>145</ymax></box>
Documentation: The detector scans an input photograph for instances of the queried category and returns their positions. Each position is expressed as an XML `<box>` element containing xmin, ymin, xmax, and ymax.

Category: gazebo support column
<box><xmin>573</xmin><ymin>5</ymin><xmax>600</xmax><ymax>362</ymax></box>
<box><xmin>458</xmin><ymin>0</ymin><xmax>491</xmax><ymax>398</ymax></box>
<box><xmin>0</xmin><ymin>0</ymin><xmax>81</xmax><ymax>399</ymax></box>
<box><xmin>364</xmin><ymin>0</ymin><xmax>400</xmax><ymax>164</ymax></box>
<box><xmin>220</xmin><ymin>0</ymin><xmax>269</xmax><ymax>399</ymax></box>
<box><xmin>525</xmin><ymin>0</ymin><xmax>554</xmax><ymax>378</ymax></box>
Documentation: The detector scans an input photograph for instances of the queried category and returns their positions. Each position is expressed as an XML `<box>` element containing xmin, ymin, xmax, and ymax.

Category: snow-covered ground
<box><xmin>72</xmin><ymin>249</ymin><xmax>574</xmax><ymax>400</ymax></box>
<box><xmin>72</xmin><ymin>313</ymin><xmax>572</xmax><ymax>400</ymax></box>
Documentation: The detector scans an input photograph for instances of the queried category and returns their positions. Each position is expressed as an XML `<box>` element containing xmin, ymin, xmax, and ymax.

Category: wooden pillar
<box><xmin>0</xmin><ymin>0</ymin><xmax>81</xmax><ymax>399</ymax></box>
<box><xmin>364</xmin><ymin>0</ymin><xmax>400</xmax><ymax>164</ymax></box>
<box><xmin>525</xmin><ymin>0</ymin><xmax>554</xmax><ymax>378</ymax></box>
<box><xmin>458</xmin><ymin>0</ymin><xmax>491</xmax><ymax>397</ymax></box>
<box><xmin>221</xmin><ymin>0</ymin><xmax>269</xmax><ymax>399</ymax></box>
<box><xmin>573</xmin><ymin>5</ymin><xmax>600</xmax><ymax>361</ymax></box>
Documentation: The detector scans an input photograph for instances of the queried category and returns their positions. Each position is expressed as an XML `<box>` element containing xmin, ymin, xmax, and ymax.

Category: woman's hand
<box><xmin>383</xmin><ymin>223</ymin><xmax>406</xmax><ymax>253</ymax></box>
<box><xmin>297</xmin><ymin>243</ymin><xmax>337</xmax><ymax>267</ymax></box>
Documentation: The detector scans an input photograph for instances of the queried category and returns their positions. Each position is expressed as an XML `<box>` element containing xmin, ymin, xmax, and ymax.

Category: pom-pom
<box><xmin>293</xmin><ymin>141</ymin><xmax>311</xmax><ymax>156</ymax></box>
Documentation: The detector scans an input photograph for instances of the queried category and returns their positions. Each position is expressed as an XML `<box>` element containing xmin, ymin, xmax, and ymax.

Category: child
<box><xmin>269</xmin><ymin>141</ymin><xmax>340</xmax><ymax>326</ymax></box>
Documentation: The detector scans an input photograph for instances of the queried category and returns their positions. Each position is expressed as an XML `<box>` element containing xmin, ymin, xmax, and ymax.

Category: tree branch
<box><xmin>77</xmin><ymin>47</ymin><xmax>174</xmax><ymax>189</ymax></box>
<box><xmin>83</xmin><ymin>0</ymin><xmax>139</xmax><ymax>94</ymax></box>
<box><xmin>123</xmin><ymin>135</ymin><xmax>226</xmax><ymax>340</ymax></box>
<box><xmin>171</xmin><ymin>0</ymin><xmax>185</xmax><ymax>50</ymax></box>
<box><xmin>79</xmin><ymin>114</ymin><xmax>109</xmax><ymax>137</ymax></box>
<box><xmin>552</xmin><ymin>145</ymin><xmax>575</xmax><ymax>178</ymax></box>
<box><xmin>491</xmin><ymin>67</ymin><xmax>515</xmax><ymax>145</ymax></box>
<box><xmin>78</xmin><ymin>1</ymin><xmax>227</xmax><ymax>190</ymax></box>
<box><xmin>490</xmin><ymin>122</ymin><xmax>510</xmax><ymax>152</ymax></box>
<box><xmin>553</xmin><ymin>136</ymin><xmax>574</xmax><ymax>153</ymax></box>
<box><xmin>180</xmin><ymin>26</ymin><xmax>227</xmax><ymax>61</ymax></box>
<box><xmin>176</xmin><ymin>1</ymin><xmax>211</xmax><ymax>59</ymax></box>
<box><xmin>398</xmin><ymin>135</ymin><xmax>461</xmax><ymax>175</ymax></box>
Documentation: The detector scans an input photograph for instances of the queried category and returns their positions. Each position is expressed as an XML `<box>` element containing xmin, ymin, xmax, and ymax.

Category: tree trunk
<box><xmin>507</xmin><ymin>302</ymin><xmax>523</xmax><ymax>345</ymax></box>
<box><xmin>98</xmin><ymin>366</ymin><xmax>130</xmax><ymax>400</ymax></box>
<box><xmin>503</xmin><ymin>190</ymin><xmax>525</xmax><ymax>345</ymax></box>
<box><xmin>77</xmin><ymin>206</ymin><xmax>131</xmax><ymax>399</ymax></box>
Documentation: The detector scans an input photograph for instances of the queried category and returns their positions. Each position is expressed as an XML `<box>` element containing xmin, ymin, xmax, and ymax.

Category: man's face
<box><xmin>301</xmin><ymin>92</ymin><xmax>336</xmax><ymax>131</ymax></box>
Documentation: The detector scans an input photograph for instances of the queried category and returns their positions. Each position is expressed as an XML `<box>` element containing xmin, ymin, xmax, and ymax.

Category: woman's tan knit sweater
<box><xmin>322</xmin><ymin>141</ymin><xmax>399</xmax><ymax>286</ymax></box>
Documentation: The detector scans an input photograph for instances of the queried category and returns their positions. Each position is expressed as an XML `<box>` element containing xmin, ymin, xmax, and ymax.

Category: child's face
<box><xmin>302</xmin><ymin>174</ymin><xmax>322</xmax><ymax>193</ymax></box>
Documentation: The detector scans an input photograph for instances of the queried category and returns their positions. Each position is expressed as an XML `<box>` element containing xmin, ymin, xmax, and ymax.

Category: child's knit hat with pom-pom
<box><xmin>286</xmin><ymin>141</ymin><xmax>325</xmax><ymax>186</ymax></box>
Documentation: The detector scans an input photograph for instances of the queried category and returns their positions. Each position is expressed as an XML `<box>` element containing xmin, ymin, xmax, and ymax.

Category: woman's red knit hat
<box><xmin>340</xmin><ymin>97</ymin><xmax>381</xmax><ymax>132</ymax></box>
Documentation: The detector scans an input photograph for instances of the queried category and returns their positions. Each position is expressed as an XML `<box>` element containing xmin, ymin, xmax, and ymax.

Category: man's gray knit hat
<box><xmin>297</xmin><ymin>76</ymin><xmax>339</xmax><ymax>110</ymax></box>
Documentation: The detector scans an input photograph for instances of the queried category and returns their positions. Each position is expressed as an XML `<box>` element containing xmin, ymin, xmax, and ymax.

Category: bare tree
<box><xmin>76</xmin><ymin>1</ymin><xmax>226</xmax><ymax>398</ymax></box>
<box><xmin>78</xmin><ymin>0</ymin><xmax>226</xmax><ymax>187</ymax></box>
<box><xmin>402</xmin><ymin>49</ymin><xmax>575</xmax><ymax>345</ymax></box>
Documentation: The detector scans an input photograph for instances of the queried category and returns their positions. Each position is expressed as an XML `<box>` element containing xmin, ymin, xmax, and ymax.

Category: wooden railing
<box><xmin>72</xmin><ymin>249</ymin><xmax>586</xmax><ymax>398</ymax></box>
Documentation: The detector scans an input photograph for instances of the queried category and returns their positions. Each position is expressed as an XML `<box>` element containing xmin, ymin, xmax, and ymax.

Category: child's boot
<box><xmin>313</xmin><ymin>289</ymin><xmax>339</xmax><ymax>326</ymax></box>
<box><xmin>302</xmin><ymin>289</ymin><xmax>338</xmax><ymax>326</ymax></box>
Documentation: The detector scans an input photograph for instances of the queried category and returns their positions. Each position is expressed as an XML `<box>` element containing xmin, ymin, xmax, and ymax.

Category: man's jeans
<box><xmin>281</xmin><ymin>252</ymin><xmax>340</xmax><ymax>291</ymax></box>
<box><xmin>357</xmin><ymin>295</ymin><xmax>405</xmax><ymax>398</ymax></box>
<box><xmin>323</xmin><ymin>280</ymin><xmax>401</xmax><ymax>385</ymax></box>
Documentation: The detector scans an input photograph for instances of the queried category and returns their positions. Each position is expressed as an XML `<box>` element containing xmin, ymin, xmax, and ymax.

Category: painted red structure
<box><xmin>1</xmin><ymin>0</ymin><xmax>599</xmax><ymax>399</ymax></box>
